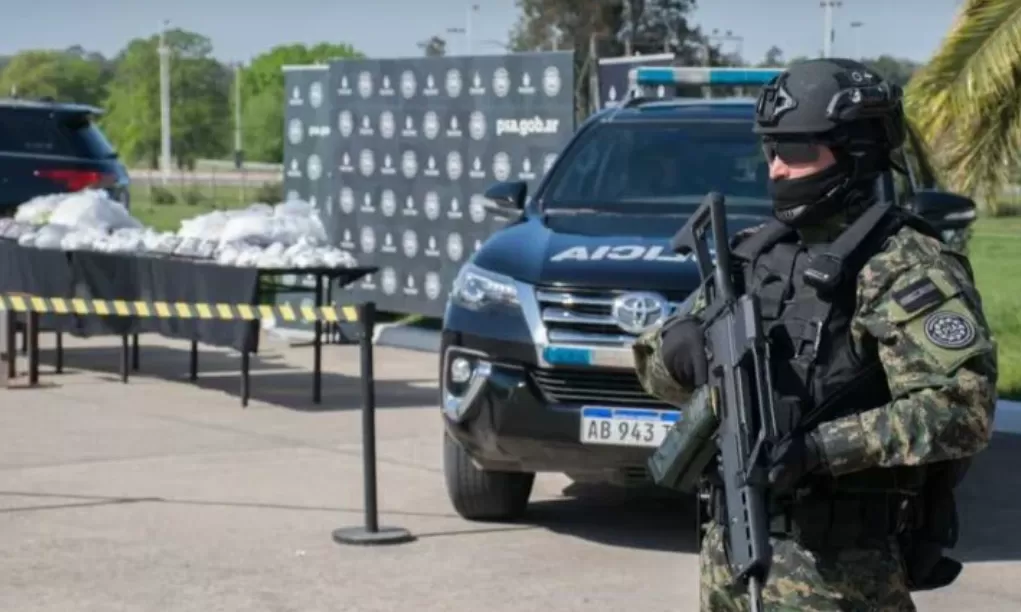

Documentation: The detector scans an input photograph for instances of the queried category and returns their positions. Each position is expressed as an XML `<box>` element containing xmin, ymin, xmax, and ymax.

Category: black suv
<box><xmin>439</xmin><ymin>68</ymin><xmax>977</xmax><ymax>522</ymax></box>
<box><xmin>0</xmin><ymin>98</ymin><xmax>130</xmax><ymax>214</ymax></box>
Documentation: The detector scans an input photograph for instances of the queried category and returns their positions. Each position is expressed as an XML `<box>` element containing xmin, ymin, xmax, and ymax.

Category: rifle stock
<box><xmin>651</xmin><ymin>192</ymin><xmax>777</xmax><ymax>611</ymax></box>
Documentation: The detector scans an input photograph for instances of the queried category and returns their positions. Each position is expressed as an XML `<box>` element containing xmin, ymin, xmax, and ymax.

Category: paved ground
<box><xmin>1</xmin><ymin>334</ymin><xmax>1020</xmax><ymax>611</ymax></box>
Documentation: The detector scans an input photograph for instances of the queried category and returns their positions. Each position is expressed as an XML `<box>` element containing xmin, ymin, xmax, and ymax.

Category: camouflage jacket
<box><xmin>632</xmin><ymin>224</ymin><xmax>999</xmax><ymax>477</ymax></box>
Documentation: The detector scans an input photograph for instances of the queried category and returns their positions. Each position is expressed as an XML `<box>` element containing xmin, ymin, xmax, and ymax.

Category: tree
<box><xmin>0</xmin><ymin>49</ymin><xmax>107</xmax><ymax>105</ymax></box>
<box><xmin>418</xmin><ymin>36</ymin><xmax>447</xmax><ymax>57</ymax></box>
<box><xmin>905</xmin><ymin>0</ymin><xmax>1019</xmax><ymax>212</ymax></box>
<box><xmin>101</xmin><ymin>29</ymin><xmax>232</xmax><ymax>169</ymax></box>
<box><xmin>759</xmin><ymin>45</ymin><xmax>785</xmax><ymax>67</ymax></box>
<box><xmin>508</xmin><ymin>0</ymin><xmax>704</xmax><ymax>117</ymax></box>
<box><xmin>240</xmin><ymin>42</ymin><xmax>363</xmax><ymax>163</ymax></box>
<box><xmin>862</xmin><ymin>55</ymin><xmax>919</xmax><ymax>88</ymax></box>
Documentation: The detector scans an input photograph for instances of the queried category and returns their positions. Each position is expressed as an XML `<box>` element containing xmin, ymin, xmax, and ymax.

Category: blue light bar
<box><xmin>631</xmin><ymin>67</ymin><xmax>782</xmax><ymax>88</ymax></box>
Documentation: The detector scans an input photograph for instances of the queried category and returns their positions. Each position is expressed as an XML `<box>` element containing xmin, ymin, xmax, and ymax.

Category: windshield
<box><xmin>541</xmin><ymin>120</ymin><xmax>770</xmax><ymax>212</ymax></box>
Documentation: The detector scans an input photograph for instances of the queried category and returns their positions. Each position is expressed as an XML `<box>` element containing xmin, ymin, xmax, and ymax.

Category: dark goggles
<box><xmin>761</xmin><ymin>138</ymin><xmax>826</xmax><ymax>165</ymax></box>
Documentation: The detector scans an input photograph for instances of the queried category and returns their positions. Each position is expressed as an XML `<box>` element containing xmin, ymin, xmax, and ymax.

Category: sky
<box><xmin>0</xmin><ymin>0</ymin><xmax>966</xmax><ymax>66</ymax></box>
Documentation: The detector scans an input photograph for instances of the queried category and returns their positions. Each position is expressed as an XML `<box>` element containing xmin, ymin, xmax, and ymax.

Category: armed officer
<box><xmin>632</xmin><ymin>58</ymin><xmax>999</xmax><ymax>611</ymax></box>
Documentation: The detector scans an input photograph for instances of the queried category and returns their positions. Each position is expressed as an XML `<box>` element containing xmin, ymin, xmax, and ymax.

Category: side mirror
<box><xmin>483</xmin><ymin>181</ymin><xmax>527</xmax><ymax>217</ymax></box>
<box><xmin>908</xmin><ymin>189</ymin><xmax>977</xmax><ymax>231</ymax></box>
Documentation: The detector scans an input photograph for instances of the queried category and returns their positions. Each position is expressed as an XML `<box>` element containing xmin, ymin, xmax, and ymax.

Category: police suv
<box><xmin>439</xmin><ymin>66</ymin><xmax>977</xmax><ymax>521</ymax></box>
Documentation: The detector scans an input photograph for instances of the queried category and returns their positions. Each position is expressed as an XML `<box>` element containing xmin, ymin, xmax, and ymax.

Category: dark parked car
<box><xmin>438</xmin><ymin>67</ymin><xmax>978</xmax><ymax>522</ymax></box>
<box><xmin>0</xmin><ymin>98</ymin><xmax>130</xmax><ymax>215</ymax></box>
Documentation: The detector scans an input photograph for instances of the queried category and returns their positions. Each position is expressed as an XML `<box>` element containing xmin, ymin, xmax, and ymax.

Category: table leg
<box><xmin>120</xmin><ymin>334</ymin><xmax>129</xmax><ymax>383</ymax></box>
<box><xmin>189</xmin><ymin>341</ymin><xmax>198</xmax><ymax>381</ymax></box>
<box><xmin>2</xmin><ymin>311</ymin><xmax>15</xmax><ymax>386</ymax></box>
<box><xmin>27</xmin><ymin>313</ymin><xmax>39</xmax><ymax>385</ymax></box>
<box><xmin>55</xmin><ymin>331</ymin><xmax>63</xmax><ymax>374</ymax></box>
<box><xmin>132</xmin><ymin>334</ymin><xmax>140</xmax><ymax>371</ymax></box>
<box><xmin>313</xmin><ymin>275</ymin><xmax>323</xmax><ymax>404</ymax></box>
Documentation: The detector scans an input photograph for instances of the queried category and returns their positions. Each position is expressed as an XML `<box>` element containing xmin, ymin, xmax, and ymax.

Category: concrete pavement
<box><xmin>0</xmin><ymin>333</ymin><xmax>1019</xmax><ymax>611</ymax></box>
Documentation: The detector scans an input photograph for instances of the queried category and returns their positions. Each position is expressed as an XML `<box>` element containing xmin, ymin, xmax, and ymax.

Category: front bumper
<box><xmin>441</xmin><ymin>337</ymin><xmax>681</xmax><ymax>486</ymax></box>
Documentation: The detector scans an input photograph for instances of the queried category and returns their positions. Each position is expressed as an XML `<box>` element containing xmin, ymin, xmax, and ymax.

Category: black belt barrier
<box><xmin>332</xmin><ymin>301</ymin><xmax>415</xmax><ymax>546</ymax></box>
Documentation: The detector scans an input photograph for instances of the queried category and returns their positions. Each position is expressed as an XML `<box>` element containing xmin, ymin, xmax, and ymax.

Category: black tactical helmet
<box><xmin>753</xmin><ymin>58</ymin><xmax>905</xmax><ymax>151</ymax></box>
<box><xmin>752</xmin><ymin>58</ymin><xmax>905</xmax><ymax>226</ymax></box>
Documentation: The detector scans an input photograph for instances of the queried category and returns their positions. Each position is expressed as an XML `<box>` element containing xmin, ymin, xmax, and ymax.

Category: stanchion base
<box><xmin>332</xmin><ymin>526</ymin><xmax>415</xmax><ymax>546</ymax></box>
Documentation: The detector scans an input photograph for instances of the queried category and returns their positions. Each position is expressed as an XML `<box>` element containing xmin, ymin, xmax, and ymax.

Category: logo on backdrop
<box><xmin>337</xmin><ymin>75</ymin><xmax>352</xmax><ymax>96</ymax></box>
<box><xmin>359</xmin><ymin>149</ymin><xmax>375</xmax><ymax>176</ymax></box>
<box><xmin>518</xmin><ymin>71</ymin><xmax>535</xmax><ymax>95</ymax></box>
<box><xmin>543</xmin><ymin>66</ymin><xmax>562</xmax><ymax>97</ymax></box>
<box><xmin>469</xmin><ymin>195</ymin><xmax>486</xmax><ymax>223</ymax></box>
<box><xmin>493</xmin><ymin>68</ymin><xmax>510</xmax><ymax>97</ymax></box>
<box><xmin>339</xmin><ymin>152</ymin><xmax>353</xmax><ymax>173</ymax></box>
<box><xmin>424</xmin><ymin>192</ymin><xmax>440</xmax><ymax>220</ymax></box>
<box><xmin>446</xmin><ymin>115</ymin><xmax>462</xmax><ymax>138</ymax></box>
<box><xmin>379</xmin><ymin>74</ymin><xmax>395</xmax><ymax>96</ymax></box>
<box><xmin>338</xmin><ymin>111</ymin><xmax>353</xmax><ymax>137</ymax></box>
<box><xmin>469</xmin><ymin>111</ymin><xmax>486</xmax><ymax>140</ymax></box>
<box><xmin>381</xmin><ymin>267</ymin><xmax>398</xmax><ymax>295</ymax></box>
<box><xmin>309</xmin><ymin>81</ymin><xmax>324</xmax><ymax>107</ymax></box>
<box><xmin>424</xmin><ymin>73</ymin><xmax>439</xmax><ymax>96</ymax></box>
<box><xmin>358</xmin><ymin>114</ymin><xmax>374</xmax><ymax>136</ymax></box>
<box><xmin>423</xmin><ymin>111</ymin><xmax>440</xmax><ymax>139</ymax></box>
<box><xmin>380</xmin><ymin>111</ymin><xmax>395</xmax><ymax>139</ymax></box>
<box><xmin>493</xmin><ymin>152</ymin><xmax>511</xmax><ymax>181</ymax></box>
<box><xmin>288</xmin><ymin>119</ymin><xmax>303</xmax><ymax>144</ymax></box>
<box><xmin>401</xmin><ymin>70</ymin><xmax>417</xmax><ymax>98</ymax></box>
<box><xmin>447</xmin><ymin>151</ymin><xmax>463</xmax><ymax>180</ymax></box>
<box><xmin>469</xmin><ymin>71</ymin><xmax>486</xmax><ymax>96</ymax></box>
<box><xmin>402</xmin><ymin>115</ymin><xmax>418</xmax><ymax>137</ymax></box>
<box><xmin>402</xmin><ymin>229</ymin><xmax>419</xmax><ymax>258</ymax></box>
<box><xmin>447</xmin><ymin>233</ymin><xmax>464</xmax><ymax>261</ymax></box>
<box><xmin>340</xmin><ymin>187</ymin><xmax>355</xmax><ymax>213</ymax></box>
<box><xmin>358</xmin><ymin>71</ymin><xmax>373</xmax><ymax>98</ymax></box>
<box><xmin>381</xmin><ymin>189</ymin><xmax>397</xmax><ymax>216</ymax></box>
<box><xmin>402</xmin><ymin>150</ymin><xmax>418</xmax><ymax>178</ymax></box>
<box><xmin>425</xmin><ymin>272</ymin><xmax>442</xmax><ymax>301</ymax></box>
<box><xmin>360</xmin><ymin>226</ymin><xmax>376</xmax><ymax>253</ymax></box>
<box><xmin>306</xmin><ymin>154</ymin><xmax>322</xmax><ymax>181</ymax></box>
<box><xmin>446</xmin><ymin>69</ymin><xmax>463</xmax><ymax>97</ymax></box>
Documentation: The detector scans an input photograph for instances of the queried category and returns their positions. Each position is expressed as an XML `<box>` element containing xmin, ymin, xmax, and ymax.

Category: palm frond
<box><xmin>905</xmin><ymin>0</ymin><xmax>1021</xmax><ymax>208</ymax></box>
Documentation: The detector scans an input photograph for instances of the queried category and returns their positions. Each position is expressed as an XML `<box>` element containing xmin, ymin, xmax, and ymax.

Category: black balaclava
<box><xmin>767</xmin><ymin>144</ymin><xmax>881</xmax><ymax>230</ymax></box>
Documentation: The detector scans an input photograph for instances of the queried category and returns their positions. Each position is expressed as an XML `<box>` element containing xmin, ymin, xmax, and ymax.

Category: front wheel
<box><xmin>443</xmin><ymin>433</ymin><xmax>535</xmax><ymax>521</ymax></box>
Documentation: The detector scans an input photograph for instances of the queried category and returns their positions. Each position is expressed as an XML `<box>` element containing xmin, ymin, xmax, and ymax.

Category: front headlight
<box><xmin>450</xmin><ymin>263</ymin><xmax>520</xmax><ymax>311</ymax></box>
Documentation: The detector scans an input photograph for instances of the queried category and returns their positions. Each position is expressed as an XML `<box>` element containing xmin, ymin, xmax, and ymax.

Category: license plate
<box><xmin>579</xmin><ymin>406</ymin><xmax>680</xmax><ymax>448</ymax></box>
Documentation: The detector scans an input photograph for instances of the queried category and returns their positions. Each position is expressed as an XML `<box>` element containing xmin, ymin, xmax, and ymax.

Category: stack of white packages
<box><xmin>2</xmin><ymin>189</ymin><xmax>357</xmax><ymax>270</ymax></box>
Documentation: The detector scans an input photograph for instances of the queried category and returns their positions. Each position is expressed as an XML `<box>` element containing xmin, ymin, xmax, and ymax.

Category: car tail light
<box><xmin>34</xmin><ymin>168</ymin><xmax>114</xmax><ymax>192</ymax></box>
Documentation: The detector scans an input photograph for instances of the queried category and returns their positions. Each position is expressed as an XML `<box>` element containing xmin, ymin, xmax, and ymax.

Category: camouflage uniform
<box><xmin>633</xmin><ymin>223</ymin><xmax>998</xmax><ymax>611</ymax></box>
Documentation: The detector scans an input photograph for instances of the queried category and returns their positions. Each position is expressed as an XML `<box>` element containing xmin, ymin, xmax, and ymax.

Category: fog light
<box><xmin>450</xmin><ymin>357</ymin><xmax>473</xmax><ymax>384</ymax></box>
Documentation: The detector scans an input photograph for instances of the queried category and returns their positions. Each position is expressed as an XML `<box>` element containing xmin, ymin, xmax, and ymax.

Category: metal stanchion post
<box><xmin>120</xmin><ymin>334</ymin><xmax>129</xmax><ymax>383</ymax></box>
<box><xmin>332</xmin><ymin>301</ymin><xmax>414</xmax><ymax>546</ymax></box>
<box><xmin>189</xmin><ymin>341</ymin><xmax>198</xmax><ymax>381</ymax></box>
<box><xmin>313</xmin><ymin>274</ymin><xmax>323</xmax><ymax>404</ymax></box>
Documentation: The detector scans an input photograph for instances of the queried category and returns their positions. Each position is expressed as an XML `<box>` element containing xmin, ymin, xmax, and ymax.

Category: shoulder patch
<box><xmin>892</xmin><ymin>276</ymin><xmax>946</xmax><ymax>316</ymax></box>
<box><xmin>923</xmin><ymin>310</ymin><xmax>976</xmax><ymax>349</ymax></box>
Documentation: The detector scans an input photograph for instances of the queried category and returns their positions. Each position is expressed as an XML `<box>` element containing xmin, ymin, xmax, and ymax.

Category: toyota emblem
<box><xmin>610</xmin><ymin>292</ymin><xmax>669</xmax><ymax>334</ymax></box>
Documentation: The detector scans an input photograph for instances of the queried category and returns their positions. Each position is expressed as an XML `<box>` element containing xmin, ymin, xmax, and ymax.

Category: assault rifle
<box><xmin>647</xmin><ymin>192</ymin><xmax>777</xmax><ymax>611</ymax></box>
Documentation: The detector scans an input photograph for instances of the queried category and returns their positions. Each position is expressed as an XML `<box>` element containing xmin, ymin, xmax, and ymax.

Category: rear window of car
<box><xmin>0</xmin><ymin>107</ymin><xmax>116</xmax><ymax>159</ymax></box>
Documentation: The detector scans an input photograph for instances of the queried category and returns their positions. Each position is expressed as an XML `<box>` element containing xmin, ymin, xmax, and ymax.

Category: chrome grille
<box><xmin>531</xmin><ymin>367</ymin><xmax>673</xmax><ymax>408</ymax></box>
<box><xmin>536</xmin><ymin>286</ymin><xmax>680</xmax><ymax>345</ymax></box>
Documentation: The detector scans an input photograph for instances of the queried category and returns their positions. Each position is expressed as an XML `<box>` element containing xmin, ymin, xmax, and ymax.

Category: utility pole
<box><xmin>466</xmin><ymin>4</ymin><xmax>478</xmax><ymax>55</ymax></box>
<box><xmin>821</xmin><ymin>1</ymin><xmax>842</xmax><ymax>58</ymax></box>
<box><xmin>158</xmin><ymin>20</ymin><xmax>172</xmax><ymax>184</ymax></box>
<box><xmin>233</xmin><ymin>62</ymin><xmax>243</xmax><ymax>170</ymax></box>
<box><xmin>850</xmin><ymin>21</ymin><xmax>864</xmax><ymax>59</ymax></box>
<box><xmin>623</xmin><ymin>0</ymin><xmax>634</xmax><ymax>56</ymax></box>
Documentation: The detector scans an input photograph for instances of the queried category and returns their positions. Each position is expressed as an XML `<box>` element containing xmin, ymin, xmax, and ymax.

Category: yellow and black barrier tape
<box><xmin>0</xmin><ymin>294</ymin><xmax>358</xmax><ymax>323</ymax></box>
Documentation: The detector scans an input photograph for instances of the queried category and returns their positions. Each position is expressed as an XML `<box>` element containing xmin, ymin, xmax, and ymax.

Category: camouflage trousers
<box><xmin>700</xmin><ymin>522</ymin><xmax>916</xmax><ymax>611</ymax></box>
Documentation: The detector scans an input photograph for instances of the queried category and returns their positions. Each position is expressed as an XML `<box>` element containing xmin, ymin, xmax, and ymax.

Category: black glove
<box><xmin>660</xmin><ymin>316</ymin><xmax>708</xmax><ymax>389</ymax></box>
<box><xmin>767</xmin><ymin>432</ymin><xmax>827</xmax><ymax>495</ymax></box>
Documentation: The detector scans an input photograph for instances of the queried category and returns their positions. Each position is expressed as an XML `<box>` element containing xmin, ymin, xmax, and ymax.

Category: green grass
<box><xmin>970</xmin><ymin>216</ymin><xmax>1021</xmax><ymax>400</ymax></box>
<box><xmin>129</xmin><ymin>182</ymin><xmax>272</xmax><ymax>232</ymax></box>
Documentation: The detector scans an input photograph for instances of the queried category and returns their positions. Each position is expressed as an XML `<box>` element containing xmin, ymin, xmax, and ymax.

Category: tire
<box><xmin>443</xmin><ymin>433</ymin><xmax>535</xmax><ymax>522</ymax></box>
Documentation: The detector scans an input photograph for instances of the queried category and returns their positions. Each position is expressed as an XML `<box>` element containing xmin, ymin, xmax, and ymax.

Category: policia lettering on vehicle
<box><xmin>632</xmin><ymin>58</ymin><xmax>999</xmax><ymax>610</ymax></box>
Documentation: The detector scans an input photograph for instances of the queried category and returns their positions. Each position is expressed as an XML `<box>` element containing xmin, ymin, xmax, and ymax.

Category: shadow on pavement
<box><xmin>522</xmin><ymin>482</ymin><xmax>699</xmax><ymax>554</ymax></box>
<box><xmin>32</xmin><ymin>342</ymin><xmax>439</xmax><ymax>412</ymax></box>
<box><xmin>953</xmin><ymin>431</ymin><xmax>1021</xmax><ymax>563</ymax></box>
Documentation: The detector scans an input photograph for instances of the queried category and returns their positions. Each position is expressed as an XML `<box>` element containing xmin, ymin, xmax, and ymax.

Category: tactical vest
<box><xmin>731</xmin><ymin>201</ymin><xmax>941</xmax><ymax>494</ymax></box>
<box><xmin>717</xmin><ymin>202</ymin><xmax>970</xmax><ymax>589</ymax></box>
